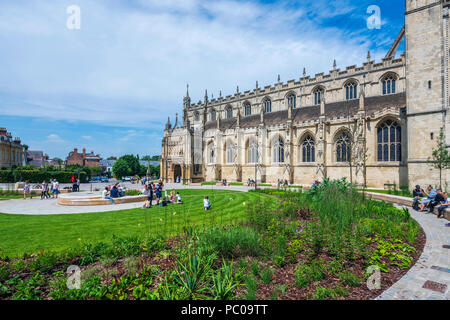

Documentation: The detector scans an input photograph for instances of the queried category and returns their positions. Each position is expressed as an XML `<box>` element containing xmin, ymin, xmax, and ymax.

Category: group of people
<box><xmin>277</xmin><ymin>179</ymin><xmax>290</xmax><ymax>188</ymax></box>
<box><xmin>413</xmin><ymin>185</ymin><xmax>450</xmax><ymax>222</ymax></box>
<box><xmin>247</xmin><ymin>178</ymin><xmax>256</xmax><ymax>187</ymax></box>
<box><xmin>139</xmin><ymin>180</ymin><xmax>183</xmax><ymax>209</ymax></box>
<box><xmin>71</xmin><ymin>176</ymin><xmax>81</xmax><ymax>192</ymax></box>
<box><xmin>23</xmin><ymin>179</ymin><xmax>60</xmax><ymax>200</ymax></box>
<box><xmin>101</xmin><ymin>183</ymin><xmax>126</xmax><ymax>204</ymax></box>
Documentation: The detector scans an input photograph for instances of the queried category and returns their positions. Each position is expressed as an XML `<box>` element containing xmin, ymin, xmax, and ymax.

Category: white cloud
<box><xmin>0</xmin><ymin>0</ymin><xmax>387</xmax><ymax>129</ymax></box>
<box><xmin>47</xmin><ymin>134</ymin><xmax>64</xmax><ymax>143</ymax></box>
<box><xmin>81</xmin><ymin>135</ymin><xmax>92</xmax><ymax>140</ymax></box>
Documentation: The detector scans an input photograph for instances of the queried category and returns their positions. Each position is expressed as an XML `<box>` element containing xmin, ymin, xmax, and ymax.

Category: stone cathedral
<box><xmin>161</xmin><ymin>0</ymin><xmax>450</xmax><ymax>189</ymax></box>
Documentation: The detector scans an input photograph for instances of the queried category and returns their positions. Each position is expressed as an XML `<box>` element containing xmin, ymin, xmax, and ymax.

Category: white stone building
<box><xmin>161</xmin><ymin>0</ymin><xmax>450</xmax><ymax>189</ymax></box>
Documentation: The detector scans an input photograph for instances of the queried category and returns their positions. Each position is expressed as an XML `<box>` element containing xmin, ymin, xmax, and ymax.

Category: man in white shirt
<box><xmin>102</xmin><ymin>187</ymin><xmax>114</xmax><ymax>204</ymax></box>
<box><xmin>51</xmin><ymin>179</ymin><xmax>59</xmax><ymax>198</ymax></box>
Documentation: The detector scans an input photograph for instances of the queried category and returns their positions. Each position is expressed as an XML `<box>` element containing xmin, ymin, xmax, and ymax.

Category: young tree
<box><xmin>428</xmin><ymin>127</ymin><xmax>450</xmax><ymax>189</ymax></box>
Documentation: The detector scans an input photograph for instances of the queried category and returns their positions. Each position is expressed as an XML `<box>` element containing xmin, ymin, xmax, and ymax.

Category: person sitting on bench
<box><xmin>437</xmin><ymin>193</ymin><xmax>450</xmax><ymax>218</ymax></box>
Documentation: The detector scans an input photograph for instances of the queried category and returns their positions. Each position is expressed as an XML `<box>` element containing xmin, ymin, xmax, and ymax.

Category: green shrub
<box><xmin>125</xmin><ymin>189</ymin><xmax>140</xmax><ymax>196</ymax></box>
<box><xmin>294</xmin><ymin>260</ymin><xmax>326</xmax><ymax>288</ymax></box>
<box><xmin>210</xmin><ymin>260</ymin><xmax>240</xmax><ymax>300</ymax></box>
<box><xmin>250</xmin><ymin>261</ymin><xmax>259</xmax><ymax>277</ymax></box>
<box><xmin>30</xmin><ymin>252</ymin><xmax>60</xmax><ymax>273</ymax></box>
<box><xmin>197</xmin><ymin>226</ymin><xmax>263</xmax><ymax>258</ymax></box>
<box><xmin>244</xmin><ymin>275</ymin><xmax>257</xmax><ymax>300</ymax></box>
<box><xmin>338</xmin><ymin>271</ymin><xmax>362</xmax><ymax>287</ymax></box>
<box><xmin>312</xmin><ymin>285</ymin><xmax>349</xmax><ymax>300</ymax></box>
<box><xmin>7</xmin><ymin>273</ymin><xmax>46</xmax><ymax>300</ymax></box>
<box><xmin>260</xmin><ymin>266</ymin><xmax>273</xmax><ymax>284</ymax></box>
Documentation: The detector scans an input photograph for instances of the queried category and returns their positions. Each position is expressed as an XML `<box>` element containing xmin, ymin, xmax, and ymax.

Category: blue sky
<box><xmin>0</xmin><ymin>0</ymin><xmax>405</xmax><ymax>159</ymax></box>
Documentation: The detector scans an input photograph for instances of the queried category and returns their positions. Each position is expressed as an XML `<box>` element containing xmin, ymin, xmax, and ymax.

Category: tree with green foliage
<box><xmin>428</xmin><ymin>127</ymin><xmax>450</xmax><ymax>189</ymax></box>
<box><xmin>119</xmin><ymin>155</ymin><xmax>141</xmax><ymax>176</ymax></box>
<box><xmin>112</xmin><ymin>158</ymin><xmax>131</xmax><ymax>179</ymax></box>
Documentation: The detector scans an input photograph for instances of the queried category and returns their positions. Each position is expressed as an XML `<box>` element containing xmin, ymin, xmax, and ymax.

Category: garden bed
<box><xmin>0</xmin><ymin>180</ymin><xmax>426</xmax><ymax>300</ymax></box>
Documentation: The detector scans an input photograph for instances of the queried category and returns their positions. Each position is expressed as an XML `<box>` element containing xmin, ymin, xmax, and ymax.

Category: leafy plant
<box><xmin>338</xmin><ymin>271</ymin><xmax>361</xmax><ymax>287</ymax></box>
<box><xmin>210</xmin><ymin>260</ymin><xmax>239</xmax><ymax>300</ymax></box>
<box><xmin>260</xmin><ymin>266</ymin><xmax>273</xmax><ymax>284</ymax></box>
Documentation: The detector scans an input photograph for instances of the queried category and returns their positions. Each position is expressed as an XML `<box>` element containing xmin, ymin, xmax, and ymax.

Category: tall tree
<box><xmin>428</xmin><ymin>127</ymin><xmax>450</xmax><ymax>189</ymax></box>
<box><xmin>112</xmin><ymin>158</ymin><xmax>131</xmax><ymax>179</ymax></box>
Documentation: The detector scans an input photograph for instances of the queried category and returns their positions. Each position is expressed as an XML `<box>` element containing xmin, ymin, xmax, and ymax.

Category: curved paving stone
<box><xmin>377</xmin><ymin>206</ymin><xmax>450</xmax><ymax>300</ymax></box>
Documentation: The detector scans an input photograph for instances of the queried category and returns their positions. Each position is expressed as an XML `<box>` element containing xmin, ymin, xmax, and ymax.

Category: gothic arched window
<box><xmin>302</xmin><ymin>136</ymin><xmax>315</xmax><ymax>163</ymax></box>
<box><xmin>345</xmin><ymin>81</ymin><xmax>358</xmax><ymax>100</ymax></box>
<box><xmin>211</xmin><ymin>110</ymin><xmax>216</xmax><ymax>122</ymax></box>
<box><xmin>382</xmin><ymin>75</ymin><xmax>396</xmax><ymax>95</ymax></box>
<box><xmin>287</xmin><ymin>94</ymin><xmax>296</xmax><ymax>109</ymax></box>
<box><xmin>313</xmin><ymin>87</ymin><xmax>324</xmax><ymax>105</ymax></box>
<box><xmin>273</xmin><ymin>137</ymin><xmax>285</xmax><ymax>163</ymax></box>
<box><xmin>263</xmin><ymin>98</ymin><xmax>272</xmax><ymax>113</ymax></box>
<box><xmin>244</xmin><ymin>102</ymin><xmax>252</xmax><ymax>116</ymax></box>
<box><xmin>226</xmin><ymin>141</ymin><xmax>235</xmax><ymax>163</ymax></box>
<box><xmin>336</xmin><ymin>132</ymin><xmax>351</xmax><ymax>162</ymax></box>
<box><xmin>248</xmin><ymin>140</ymin><xmax>257</xmax><ymax>164</ymax></box>
<box><xmin>377</xmin><ymin>120</ymin><xmax>401</xmax><ymax>161</ymax></box>
<box><xmin>226</xmin><ymin>106</ymin><xmax>233</xmax><ymax>119</ymax></box>
<box><xmin>194</xmin><ymin>112</ymin><xmax>200</xmax><ymax>122</ymax></box>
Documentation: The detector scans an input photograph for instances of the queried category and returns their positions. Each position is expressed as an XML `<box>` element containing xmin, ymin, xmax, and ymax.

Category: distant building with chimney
<box><xmin>66</xmin><ymin>148</ymin><xmax>101</xmax><ymax>167</ymax></box>
<box><xmin>26</xmin><ymin>150</ymin><xmax>45</xmax><ymax>168</ymax></box>
<box><xmin>0</xmin><ymin>127</ymin><xmax>24</xmax><ymax>169</ymax></box>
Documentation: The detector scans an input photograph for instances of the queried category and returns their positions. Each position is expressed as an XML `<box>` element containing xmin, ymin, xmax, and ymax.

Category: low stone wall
<box><xmin>18</xmin><ymin>189</ymin><xmax>71</xmax><ymax>195</ymax></box>
<box><xmin>57</xmin><ymin>193</ymin><xmax>147</xmax><ymax>206</ymax></box>
<box><xmin>362</xmin><ymin>191</ymin><xmax>450</xmax><ymax>221</ymax></box>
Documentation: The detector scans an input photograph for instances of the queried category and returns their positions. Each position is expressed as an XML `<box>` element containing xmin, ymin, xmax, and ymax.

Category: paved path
<box><xmin>377</xmin><ymin>205</ymin><xmax>450</xmax><ymax>300</ymax></box>
<box><xmin>0</xmin><ymin>184</ymin><xmax>256</xmax><ymax>215</ymax></box>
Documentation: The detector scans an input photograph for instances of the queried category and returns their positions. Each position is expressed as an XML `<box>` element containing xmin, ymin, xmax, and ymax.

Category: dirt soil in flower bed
<box><xmin>238</xmin><ymin>214</ymin><xmax>426</xmax><ymax>300</ymax></box>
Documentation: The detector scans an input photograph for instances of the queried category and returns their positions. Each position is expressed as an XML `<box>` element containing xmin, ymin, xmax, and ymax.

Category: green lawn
<box><xmin>0</xmin><ymin>195</ymin><xmax>24</xmax><ymax>201</ymax></box>
<box><xmin>0</xmin><ymin>189</ymin><xmax>277</xmax><ymax>258</ymax></box>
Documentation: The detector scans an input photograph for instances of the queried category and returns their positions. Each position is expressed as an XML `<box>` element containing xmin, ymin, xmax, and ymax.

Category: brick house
<box><xmin>65</xmin><ymin>148</ymin><xmax>101</xmax><ymax>167</ymax></box>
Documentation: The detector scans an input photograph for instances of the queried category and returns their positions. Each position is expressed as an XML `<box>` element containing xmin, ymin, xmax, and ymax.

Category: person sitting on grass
<box><xmin>176</xmin><ymin>192</ymin><xmax>183</xmax><ymax>204</ymax></box>
<box><xmin>159</xmin><ymin>197</ymin><xmax>168</xmax><ymax>207</ymax></box>
<box><xmin>23</xmin><ymin>180</ymin><xmax>32</xmax><ymax>200</ymax></box>
<box><xmin>437</xmin><ymin>193</ymin><xmax>450</xmax><ymax>219</ymax></box>
<box><xmin>204</xmin><ymin>195</ymin><xmax>212</xmax><ymax>210</ymax></box>
<box><xmin>102</xmin><ymin>187</ymin><xmax>115</xmax><ymax>204</ymax></box>
<box><xmin>142</xmin><ymin>200</ymin><xmax>151</xmax><ymax>209</ymax></box>
<box><xmin>419</xmin><ymin>185</ymin><xmax>436</xmax><ymax>212</ymax></box>
<box><xmin>169</xmin><ymin>190</ymin><xmax>175</xmax><ymax>203</ymax></box>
